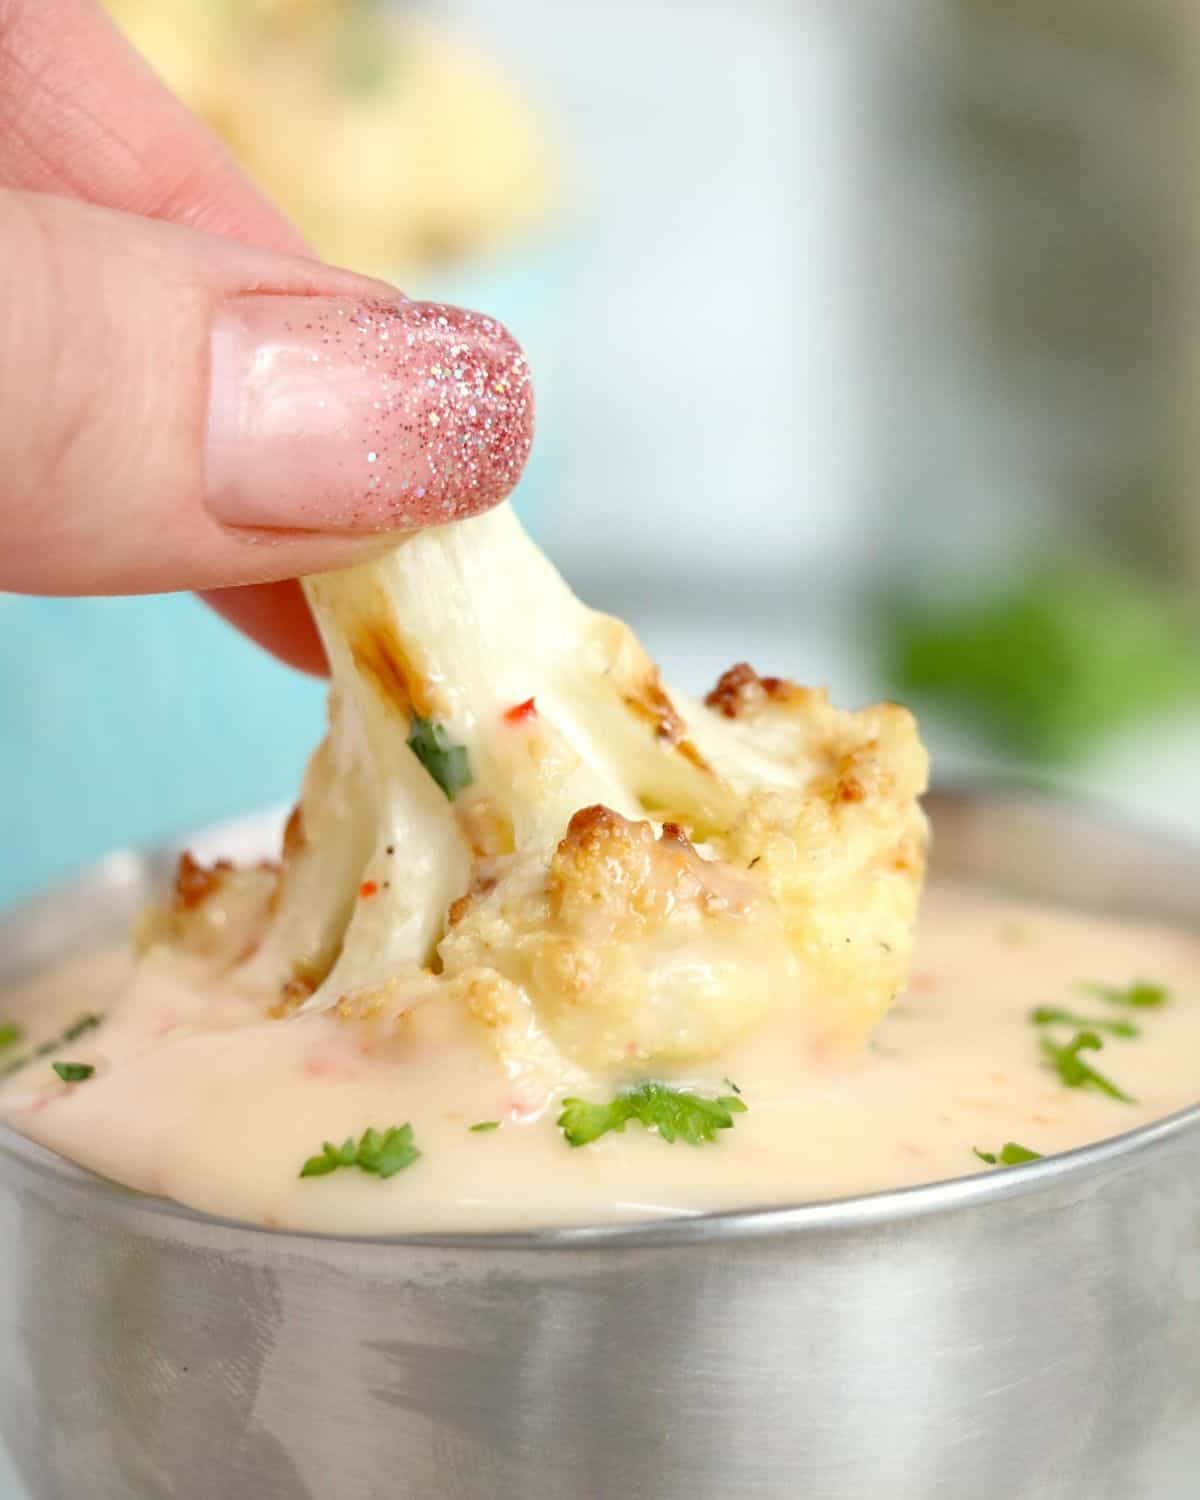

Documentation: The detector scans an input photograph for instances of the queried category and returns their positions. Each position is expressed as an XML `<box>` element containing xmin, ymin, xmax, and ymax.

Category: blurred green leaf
<box><xmin>884</xmin><ymin>563</ymin><xmax>1200</xmax><ymax>763</ymax></box>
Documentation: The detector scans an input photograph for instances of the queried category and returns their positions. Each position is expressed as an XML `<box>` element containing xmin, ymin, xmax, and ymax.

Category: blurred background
<box><xmin>5</xmin><ymin>0</ymin><xmax>1200</xmax><ymax>907</ymax></box>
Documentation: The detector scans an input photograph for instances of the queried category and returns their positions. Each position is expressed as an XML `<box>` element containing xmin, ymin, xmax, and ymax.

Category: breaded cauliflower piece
<box><xmin>165</xmin><ymin>503</ymin><xmax>928</xmax><ymax>1086</ymax></box>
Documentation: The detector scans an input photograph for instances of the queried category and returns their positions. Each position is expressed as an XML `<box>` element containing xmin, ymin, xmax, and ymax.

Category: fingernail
<box><xmin>205</xmin><ymin>295</ymin><xmax>534</xmax><ymax>531</ymax></box>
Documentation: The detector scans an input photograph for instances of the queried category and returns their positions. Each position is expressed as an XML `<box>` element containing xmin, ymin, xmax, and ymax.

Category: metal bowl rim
<box><xmin>2</xmin><ymin>779</ymin><xmax>1198</xmax><ymax>1253</ymax></box>
<box><xmin>0</xmin><ymin>1091</ymin><xmax>1197</xmax><ymax>1252</ymax></box>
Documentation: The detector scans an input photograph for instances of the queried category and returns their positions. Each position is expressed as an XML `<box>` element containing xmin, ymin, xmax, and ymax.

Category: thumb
<box><xmin>0</xmin><ymin>190</ymin><xmax>533</xmax><ymax>595</ymax></box>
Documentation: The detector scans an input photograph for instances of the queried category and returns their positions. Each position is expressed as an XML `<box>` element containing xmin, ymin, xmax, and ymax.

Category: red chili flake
<box><xmin>504</xmin><ymin>697</ymin><xmax>537</xmax><ymax>724</ymax></box>
<box><xmin>359</xmin><ymin>880</ymin><xmax>378</xmax><ymax>899</ymax></box>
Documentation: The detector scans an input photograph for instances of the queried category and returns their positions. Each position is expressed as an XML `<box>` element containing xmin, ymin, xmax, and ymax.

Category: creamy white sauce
<box><xmin>1</xmin><ymin>880</ymin><xmax>1197</xmax><ymax>1233</ymax></box>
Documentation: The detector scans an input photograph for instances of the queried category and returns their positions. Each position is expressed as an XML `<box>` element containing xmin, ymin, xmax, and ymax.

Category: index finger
<box><xmin>0</xmin><ymin>0</ymin><xmax>326</xmax><ymax>671</ymax></box>
<box><xmin>0</xmin><ymin>0</ymin><xmax>306</xmax><ymax>252</ymax></box>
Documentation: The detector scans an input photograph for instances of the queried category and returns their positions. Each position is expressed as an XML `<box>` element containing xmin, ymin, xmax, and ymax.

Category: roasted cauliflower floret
<box><xmin>705</xmin><ymin>668</ymin><xmax>928</xmax><ymax>1045</ymax></box>
<box><xmin>135</xmin><ymin>853</ymin><xmax>279</xmax><ymax>968</ymax></box>
<box><xmin>167</xmin><ymin>502</ymin><xmax>928</xmax><ymax>1089</ymax></box>
<box><xmin>439</xmin><ymin>806</ymin><xmax>795</xmax><ymax>1069</ymax></box>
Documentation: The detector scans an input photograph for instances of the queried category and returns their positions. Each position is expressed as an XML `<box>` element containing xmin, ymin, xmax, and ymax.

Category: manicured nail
<box><xmin>205</xmin><ymin>296</ymin><xmax>534</xmax><ymax>531</ymax></box>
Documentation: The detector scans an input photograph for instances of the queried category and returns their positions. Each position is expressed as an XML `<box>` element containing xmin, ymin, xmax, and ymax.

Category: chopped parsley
<box><xmin>1030</xmin><ymin>978</ymin><xmax>1172</xmax><ymax>1103</ymax></box>
<box><xmin>61</xmin><ymin>1013</ymin><xmax>104</xmax><ymax>1042</ymax></box>
<box><xmin>300</xmin><ymin>1124</ymin><xmax>420</xmax><ymax>1181</ymax></box>
<box><xmin>558</xmin><ymin>1082</ymin><xmax>747</xmax><ymax>1148</ymax></box>
<box><xmin>973</xmin><ymin>1142</ymin><xmax>1042</xmax><ymax>1166</ymax></box>
<box><xmin>51</xmin><ymin>1062</ymin><xmax>94</xmax><ymax>1083</ymax></box>
<box><xmin>1</xmin><ymin>1013</ymin><xmax>103</xmax><ymax>1078</ymax></box>
<box><xmin>1030</xmin><ymin>1006</ymin><xmax>1139</xmax><ymax>1039</ymax></box>
<box><xmin>0</xmin><ymin>1023</ymin><xmax>21</xmax><ymax>1051</ymax></box>
<box><xmin>406</xmin><ymin>716</ymin><xmax>472</xmax><ymax>801</ymax></box>
<box><xmin>1081</xmin><ymin>980</ymin><xmax>1169</xmax><ymax>1011</ymax></box>
<box><xmin>1041</xmin><ymin>1029</ymin><xmax>1133</xmax><ymax>1103</ymax></box>
<box><xmin>469</xmin><ymin>1121</ymin><xmax>500</xmax><ymax>1133</ymax></box>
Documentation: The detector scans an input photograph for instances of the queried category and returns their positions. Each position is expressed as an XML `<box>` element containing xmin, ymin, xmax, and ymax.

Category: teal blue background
<box><xmin>0</xmin><ymin>593</ymin><xmax>324</xmax><ymax>908</ymax></box>
<box><xmin>0</xmin><ymin>250</ymin><xmax>563</xmax><ymax>911</ymax></box>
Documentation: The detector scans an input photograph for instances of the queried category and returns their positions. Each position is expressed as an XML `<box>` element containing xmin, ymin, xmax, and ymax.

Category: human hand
<box><xmin>0</xmin><ymin>0</ymin><xmax>534</xmax><ymax>672</ymax></box>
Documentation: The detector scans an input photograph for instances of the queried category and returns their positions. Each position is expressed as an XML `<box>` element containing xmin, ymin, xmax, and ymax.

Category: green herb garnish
<box><xmin>469</xmin><ymin>1121</ymin><xmax>500</xmax><ymax>1133</ymax></box>
<box><xmin>406</xmin><ymin>716</ymin><xmax>472</xmax><ymax>801</ymax></box>
<box><xmin>722</xmin><ymin>1077</ymin><xmax>742</xmax><ymax>1095</ymax></box>
<box><xmin>1041</xmin><ymin>1029</ymin><xmax>1133</xmax><ymax>1103</ymax></box>
<box><xmin>1031</xmin><ymin>1006</ymin><xmax>1139</xmax><ymax>1039</ymax></box>
<box><xmin>973</xmin><ymin>1142</ymin><xmax>1043</xmax><ymax>1166</ymax></box>
<box><xmin>51</xmin><ymin>1062</ymin><xmax>94</xmax><ymax>1083</ymax></box>
<box><xmin>300</xmin><ymin>1124</ymin><xmax>420</xmax><ymax>1181</ymax></box>
<box><xmin>61</xmin><ymin>1012</ymin><xmax>104</xmax><ymax>1042</ymax></box>
<box><xmin>0</xmin><ymin>1023</ymin><xmax>21</xmax><ymax>1050</ymax></box>
<box><xmin>558</xmin><ymin>1082</ymin><xmax>747</xmax><ymax>1148</ymax></box>
<box><xmin>2</xmin><ymin>1013</ymin><xmax>104</xmax><ymax>1078</ymax></box>
<box><xmin>1080</xmin><ymin>980</ymin><xmax>1169</xmax><ymax>1011</ymax></box>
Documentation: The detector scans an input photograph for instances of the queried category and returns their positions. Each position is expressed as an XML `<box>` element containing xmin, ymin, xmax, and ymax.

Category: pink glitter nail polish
<box><xmin>205</xmin><ymin>295</ymin><xmax>534</xmax><ymax>532</ymax></box>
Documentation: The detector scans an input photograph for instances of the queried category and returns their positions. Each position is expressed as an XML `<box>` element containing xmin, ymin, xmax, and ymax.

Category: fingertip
<box><xmin>204</xmin><ymin>296</ymin><xmax>534</xmax><ymax>534</ymax></box>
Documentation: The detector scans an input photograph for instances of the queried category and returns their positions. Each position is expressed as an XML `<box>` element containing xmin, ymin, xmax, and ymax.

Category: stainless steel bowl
<box><xmin>1</xmin><ymin>788</ymin><xmax>1198</xmax><ymax>1500</ymax></box>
